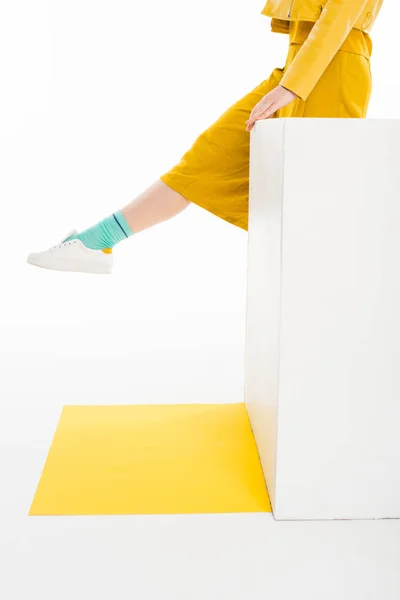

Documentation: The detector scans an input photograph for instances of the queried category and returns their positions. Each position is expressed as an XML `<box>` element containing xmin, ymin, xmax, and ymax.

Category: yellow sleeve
<box><xmin>280</xmin><ymin>0</ymin><xmax>369</xmax><ymax>101</ymax></box>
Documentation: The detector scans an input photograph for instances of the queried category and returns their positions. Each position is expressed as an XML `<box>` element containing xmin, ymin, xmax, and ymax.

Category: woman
<box><xmin>27</xmin><ymin>0</ymin><xmax>384</xmax><ymax>274</ymax></box>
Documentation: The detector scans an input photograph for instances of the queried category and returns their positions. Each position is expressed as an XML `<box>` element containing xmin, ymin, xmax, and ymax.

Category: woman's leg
<box><xmin>26</xmin><ymin>179</ymin><xmax>191</xmax><ymax>273</ymax></box>
<box><xmin>121</xmin><ymin>179</ymin><xmax>191</xmax><ymax>234</ymax></box>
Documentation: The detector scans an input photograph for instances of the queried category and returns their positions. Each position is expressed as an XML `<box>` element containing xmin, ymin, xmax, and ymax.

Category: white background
<box><xmin>1</xmin><ymin>2</ymin><xmax>399</xmax><ymax>599</ymax></box>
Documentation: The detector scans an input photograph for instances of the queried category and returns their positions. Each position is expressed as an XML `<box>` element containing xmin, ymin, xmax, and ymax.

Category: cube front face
<box><xmin>245</xmin><ymin>119</ymin><xmax>400</xmax><ymax>520</ymax></box>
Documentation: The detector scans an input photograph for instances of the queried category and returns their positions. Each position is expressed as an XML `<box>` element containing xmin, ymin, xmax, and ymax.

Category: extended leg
<box><xmin>26</xmin><ymin>180</ymin><xmax>191</xmax><ymax>274</ymax></box>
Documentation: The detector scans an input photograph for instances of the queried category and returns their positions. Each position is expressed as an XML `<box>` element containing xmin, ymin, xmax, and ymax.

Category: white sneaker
<box><xmin>27</xmin><ymin>229</ymin><xmax>113</xmax><ymax>274</ymax></box>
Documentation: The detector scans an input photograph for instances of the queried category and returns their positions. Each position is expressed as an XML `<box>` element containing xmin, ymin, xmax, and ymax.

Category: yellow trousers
<box><xmin>160</xmin><ymin>21</ymin><xmax>373</xmax><ymax>231</ymax></box>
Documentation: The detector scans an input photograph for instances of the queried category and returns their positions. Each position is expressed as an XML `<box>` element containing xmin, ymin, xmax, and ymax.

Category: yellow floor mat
<box><xmin>29</xmin><ymin>403</ymin><xmax>271</xmax><ymax>515</ymax></box>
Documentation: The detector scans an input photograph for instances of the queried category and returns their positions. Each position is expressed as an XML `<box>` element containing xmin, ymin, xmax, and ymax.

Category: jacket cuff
<box><xmin>279</xmin><ymin>71</ymin><xmax>310</xmax><ymax>102</ymax></box>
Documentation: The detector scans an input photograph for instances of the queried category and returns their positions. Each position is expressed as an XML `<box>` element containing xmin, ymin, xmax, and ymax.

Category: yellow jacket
<box><xmin>260</xmin><ymin>0</ymin><xmax>384</xmax><ymax>101</ymax></box>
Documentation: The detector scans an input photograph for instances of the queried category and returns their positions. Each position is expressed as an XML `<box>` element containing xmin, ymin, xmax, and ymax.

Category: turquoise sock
<box><xmin>65</xmin><ymin>210</ymin><xmax>134</xmax><ymax>250</ymax></box>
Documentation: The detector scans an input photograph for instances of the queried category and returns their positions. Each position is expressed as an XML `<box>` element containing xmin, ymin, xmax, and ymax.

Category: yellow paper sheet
<box><xmin>29</xmin><ymin>403</ymin><xmax>271</xmax><ymax>515</ymax></box>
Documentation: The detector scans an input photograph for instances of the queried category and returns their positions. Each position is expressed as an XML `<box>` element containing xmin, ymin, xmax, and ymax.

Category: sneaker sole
<box><xmin>27</xmin><ymin>255</ymin><xmax>113</xmax><ymax>275</ymax></box>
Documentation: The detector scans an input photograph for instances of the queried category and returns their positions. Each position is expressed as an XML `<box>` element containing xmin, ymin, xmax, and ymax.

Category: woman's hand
<box><xmin>245</xmin><ymin>85</ymin><xmax>298</xmax><ymax>132</ymax></box>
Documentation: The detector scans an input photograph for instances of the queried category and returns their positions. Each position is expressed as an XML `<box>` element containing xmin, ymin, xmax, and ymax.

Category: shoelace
<box><xmin>50</xmin><ymin>240</ymin><xmax>78</xmax><ymax>250</ymax></box>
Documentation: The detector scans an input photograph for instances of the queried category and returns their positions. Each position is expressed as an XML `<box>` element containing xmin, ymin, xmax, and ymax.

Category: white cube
<box><xmin>245</xmin><ymin>118</ymin><xmax>400</xmax><ymax>520</ymax></box>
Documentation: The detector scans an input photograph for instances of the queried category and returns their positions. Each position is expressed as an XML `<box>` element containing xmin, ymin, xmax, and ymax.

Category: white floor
<box><xmin>2</xmin><ymin>398</ymin><xmax>400</xmax><ymax>600</ymax></box>
<box><xmin>0</xmin><ymin>206</ymin><xmax>399</xmax><ymax>599</ymax></box>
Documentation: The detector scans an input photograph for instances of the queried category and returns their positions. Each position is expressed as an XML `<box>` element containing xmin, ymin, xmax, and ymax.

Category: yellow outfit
<box><xmin>160</xmin><ymin>1</ymin><xmax>382</xmax><ymax>231</ymax></box>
